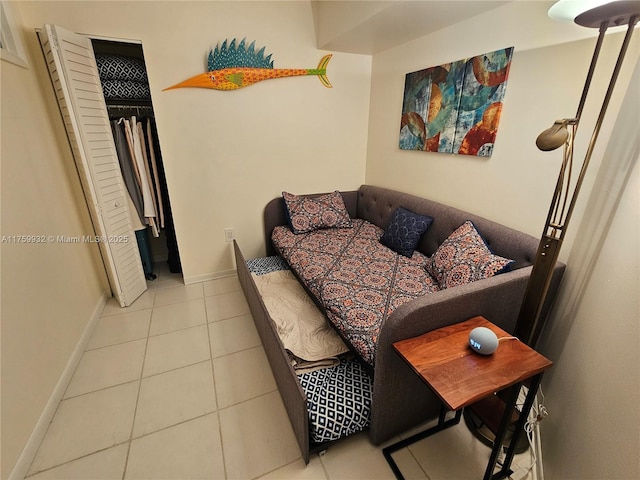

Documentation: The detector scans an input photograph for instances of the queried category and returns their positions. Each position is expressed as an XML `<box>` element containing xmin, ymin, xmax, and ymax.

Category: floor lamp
<box><xmin>465</xmin><ymin>0</ymin><xmax>640</xmax><ymax>454</ymax></box>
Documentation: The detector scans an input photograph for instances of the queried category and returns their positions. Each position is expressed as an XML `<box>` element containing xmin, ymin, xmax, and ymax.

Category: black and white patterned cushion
<box><xmin>95</xmin><ymin>54</ymin><xmax>151</xmax><ymax>101</ymax></box>
<box><xmin>95</xmin><ymin>54</ymin><xmax>148</xmax><ymax>82</ymax></box>
<box><xmin>101</xmin><ymin>80</ymin><xmax>150</xmax><ymax>100</ymax></box>
<box><xmin>246</xmin><ymin>256</ymin><xmax>290</xmax><ymax>276</ymax></box>
<box><xmin>298</xmin><ymin>358</ymin><xmax>373</xmax><ymax>443</ymax></box>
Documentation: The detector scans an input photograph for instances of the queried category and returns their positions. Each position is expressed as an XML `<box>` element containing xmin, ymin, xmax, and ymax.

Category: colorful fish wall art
<box><xmin>399</xmin><ymin>47</ymin><xmax>514</xmax><ymax>157</ymax></box>
<box><xmin>164</xmin><ymin>38</ymin><xmax>332</xmax><ymax>92</ymax></box>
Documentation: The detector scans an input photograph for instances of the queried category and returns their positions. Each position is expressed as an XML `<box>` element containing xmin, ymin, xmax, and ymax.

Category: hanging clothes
<box><xmin>125</xmin><ymin>116</ymin><xmax>158</xmax><ymax>236</ymax></box>
<box><xmin>135</xmin><ymin>118</ymin><xmax>159</xmax><ymax>236</ymax></box>
<box><xmin>146</xmin><ymin>118</ymin><xmax>165</xmax><ymax>229</ymax></box>
<box><xmin>112</xmin><ymin>119</ymin><xmax>145</xmax><ymax>224</ymax></box>
<box><xmin>146</xmin><ymin>117</ymin><xmax>182</xmax><ymax>274</ymax></box>
<box><xmin>96</xmin><ymin>47</ymin><xmax>182</xmax><ymax>274</ymax></box>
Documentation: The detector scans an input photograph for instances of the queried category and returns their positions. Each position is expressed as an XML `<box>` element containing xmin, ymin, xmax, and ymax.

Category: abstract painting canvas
<box><xmin>399</xmin><ymin>47</ymin><xmax>514</xmax><ymax>157</ymax></box>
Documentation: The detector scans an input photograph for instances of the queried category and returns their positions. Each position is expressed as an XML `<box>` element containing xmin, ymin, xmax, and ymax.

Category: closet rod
<box><xmin>106</xmin><ymin>103</ymin><xmax>154</xmax><ymax>117</ymax></box>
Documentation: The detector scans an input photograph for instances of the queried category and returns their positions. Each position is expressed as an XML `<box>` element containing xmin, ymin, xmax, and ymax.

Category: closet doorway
<box><xmin>38</xmin><ymin>25</ymin><xmax>182</xmax><ymax>307</ymax></box>
<box><xmin>91</xmin><ymin>38</ymin><xmax>182</xmax><ymax>281</ymax></box>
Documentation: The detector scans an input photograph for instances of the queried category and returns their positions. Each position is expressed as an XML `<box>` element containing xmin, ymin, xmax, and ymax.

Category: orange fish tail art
<box><xmin>163</xmin><ymin>38</ymin><xmax>332</xmax><ymax>91</ymax></box>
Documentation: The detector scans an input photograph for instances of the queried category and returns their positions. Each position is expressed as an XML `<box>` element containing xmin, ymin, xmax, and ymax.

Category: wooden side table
<box><xmin>382</xmin><ymin>316</ymin><xmax>552</xmax><ymax>480</ymax></box>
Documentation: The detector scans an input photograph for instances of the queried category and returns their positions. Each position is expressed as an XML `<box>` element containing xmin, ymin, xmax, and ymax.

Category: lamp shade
<box><xmin>549</xmin><ymin>0</ymin><xmax>640</xmax><ymax>27</ymax></box>
<box><xmin>536</xmin><ymin>120</ymin><xmax>570</xmax><ymax>151</ymax></box>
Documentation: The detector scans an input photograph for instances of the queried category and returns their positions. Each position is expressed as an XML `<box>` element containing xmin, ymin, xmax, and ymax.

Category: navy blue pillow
<box><xmin>380</xmin><ymin>207</ymin><xmax>433</xmax><ymax>257</ymax></box>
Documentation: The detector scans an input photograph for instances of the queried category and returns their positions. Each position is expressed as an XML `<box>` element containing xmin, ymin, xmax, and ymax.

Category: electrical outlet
<box><xmin>224</xmin><ymin>228</ymin><xmax>234</xmax><ymax>242</ymax></box>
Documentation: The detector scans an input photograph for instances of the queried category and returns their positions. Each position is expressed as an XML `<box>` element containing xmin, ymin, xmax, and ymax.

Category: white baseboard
<box><xmin>183</xmin><ymin>269</ymin><xmax>237</xmax><ymax>285</ymax></box>
<box><xmin>9</xmin><ymin>292</ymin><xmax>109</xmax><ymax>480</ymax></box>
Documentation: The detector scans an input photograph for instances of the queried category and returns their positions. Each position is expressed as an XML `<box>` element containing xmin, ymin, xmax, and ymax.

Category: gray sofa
<box><xmin>234</xmin><ymin>184</ymin><xmax>565</xmax><ymax>463</ymax></box>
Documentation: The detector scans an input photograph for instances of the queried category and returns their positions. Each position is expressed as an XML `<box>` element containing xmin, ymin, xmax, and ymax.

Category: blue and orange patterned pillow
<box><xmin>380</xmin><ymin>207</ymin><xmax>433</xmax><ymax>257</ymax></box>
<box><xmin>283</xmin><ymin>191</ymin><xmax>353</xmax><ymax>234</ymax></box>
<box><xmin>426</xmin><ymin>220</ymin><xmax>514</xmax><ymax>289</ymax></box>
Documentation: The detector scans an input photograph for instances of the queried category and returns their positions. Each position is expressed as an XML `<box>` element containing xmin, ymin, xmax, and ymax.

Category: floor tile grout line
<box><xmin>140</xmin><ymin>358</ymin><xmax>212</xmax><ymax>380</ymax></box>
<box><xmin>100</xmin><ymin>290</ymin><xmax>156</xmax><ymax>318</ymax></box>
<box><xmin>210</xmin><ymin>341</ymin><xmax>264</xmax><ymax>362</ymax></box>
<box><xmin>407</xmin><ymin>446</ymin><xmax>431</xmax><ymax>480</ymax></box>
<box><xmin>85</xmin><ymin>311</ymin><xmax>152</xmax><ymax>352</ymax></box>
<box><xmin>203</xmin><ymin>285</ymin><xmax>242</xmax><ymax>299</ymax></box>
<box><xmin>153</xmin><ymin>280</ymin><xmax>203</xmax><ymax>305</ymax></box>
<box><xmin>152</xmin><ymin>295</ymin><xmax>206</xmax><ymax>307</ymax></box>
<box><xmin>63</xmin><ymin>337</ymin><xmax>265</xmax><ymax>404</ymax></box>
<box><xmin>76</xmin><ymin>335</ymin><xmax>148</xmax><ymax>357</ymax></box>
<box><xmin>121</xmin><ymin>304</ymin><xmax>154</xmax><ymax>480</ymax></box>
<box><xmin>113</xmin><ymin>386</ymin><xmax>280</xmax><ymax>445</ymax></box>
<box><xmin>207</xmin><ymin>311</ymin><xmax>252</xmax><ymax>324</ymax></box>
<box><xmin>24</xmin><ymin>269</ymin><xmax>180</xmax><ymax>478</ymax></box>
<box><xmin>143</xmin><ymin>320</ymin><xmax>209</xmax><ymax>342</ymax></box>
<box><xmin>152</xmin><ymin>293</ymin><xmax>206</xmax><ymax>309</ymax></box>
<box><xmin>25</xmin><ymin>275</ymin><xmax>284</xmax><ymax>480</ymax></box>
<box><xmin>22</xmin><ymin>387</ymin><xmax>81</xmax><ymax>476</ymax></box>
<box><xmin>25</xmin><ymin>339</ymin><xmax>147</xmax><ymax>476</ymax></box>
<box><xmin>128</xmin><ymin>411</ymin><xmax>219</xmax><ymax>444</ymax></box>
<box><xmin>203</xmin><ymin>287</ymin><xmax>242</xmax><ymax>298</ymax></box>
<box><xmin>318</xmin><ymin>451</ymin><xmax>332</xmax><ymax>480</ymax></box>
<box><xmin>216</xmin><ymin>384</ymin><xmax>280</xmax><ymax>412</ymax></box>
<box><xmin>85</xmin><ymin>335</ymin><xmax>151</xmax><ymax>353</ymax></box>
<box><xmin>23</xmin><ymin>441</ymin><xmax>131</xmax><ymax>478</ymax></box>
<box><xmin>203</xmin><ymin>291</ymin><xmax>229</xmax><ymax>479</ymax></box>
<box><xmin>23</xmin><ymin>328</ymin><xmax>106</xmax><ymax>477</ymax></box>
<box><xmin>153</xmin><ymin>297</ymin><xmax>205</xmax><ymax>308</ymax></box>
<box><xmin>60</xmin><ymin>379</ymin><xmax>140</xmax><ymax>403</ymax></box>
<box><xmin>148</xmin><ymin>319</ymin><xmax>209</xmax><ymax>339</ymax></box>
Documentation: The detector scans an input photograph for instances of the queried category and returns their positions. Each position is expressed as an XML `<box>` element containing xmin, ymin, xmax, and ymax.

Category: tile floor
<box><xmin>25</xmin><ymin>262</ymin><xmax>536</xmax><ymax>480</ymax></box>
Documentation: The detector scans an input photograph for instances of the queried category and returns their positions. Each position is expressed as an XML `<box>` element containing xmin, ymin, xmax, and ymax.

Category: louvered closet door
<box><xmin>39</xmin><ymin>24</ymin><xmax>147</xmax><ymax>307</ymax></box>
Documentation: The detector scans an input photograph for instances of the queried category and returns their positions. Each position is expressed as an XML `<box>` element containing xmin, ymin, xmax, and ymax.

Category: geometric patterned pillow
<box><xmin>379</xmin><ymin>207</ymin><xmax>433</xmax><ymax>257</ymax></box>
<box><xmin>245</xmin><ymin>255</ymin><xmax>290</xmax><ymax>276</ymax></box>
<box><xmin>95</xmin><ymin>54</ymin><xmax>148</xmax><ymax>82</ymax></box>
<box><xmin>426</xmin><ymin>220</ymin><xmax>514</xmax><ymax>289</ymax></box>
<box><xmin>282</xmin><ymin>191</ymin><xmax>353</xmax><ymax>234</ymax></box>
<box><xmin>297</xmin><ymin>358</ymin><xmax>372</xmax><ymax>443</ymax></box>
<box><xmin>101</xmin><ymin>80</ymin><xmax>151</xmax><ymax>100</ymax></box>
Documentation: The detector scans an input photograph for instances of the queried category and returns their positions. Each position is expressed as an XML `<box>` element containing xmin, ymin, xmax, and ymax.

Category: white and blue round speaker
<box><xmin>468</xmin><ymin>327</ymin><xmax>499</xmax><ymax>355</ymax></box>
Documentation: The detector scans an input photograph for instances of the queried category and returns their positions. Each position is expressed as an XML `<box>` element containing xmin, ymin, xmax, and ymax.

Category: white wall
<box><xmin>2</xmin><ymin>1</ymin><xmax>371</xmax><ymax>477</ymax></box>
<box><xmin>4</xmin><ymin>1</ymin><xmax>638</xmax><ymax>478</ymax></box>
<box><xmin>366</xmin><ymin>1</ymin><xmax>637</xmax><ymax>244</ymax></box>
<box><xmin>365</xmin><ymin>2</ymin><xmax>639</xmax><ymax>479</ymax></box>
<box><xmin>1</xmin><ymin>2</ymin><xmax>109</xmax><ymax>477</ymax></box>
<box><xmin>20</xmin><ymin>0</ymin><xmax>371</xmax><ymax>283</ymax></box>
<box><xmin>539</xmin><ymin>57</ymin><xmax>640</xmax><ymax>479</ymax></box>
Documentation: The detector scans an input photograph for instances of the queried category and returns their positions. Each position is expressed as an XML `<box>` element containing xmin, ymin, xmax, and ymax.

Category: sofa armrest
<box><xmin>384</xmin><ymin>266</ymin><xmax>534</xmax><ymax>342</ymax></box>
<box><xmin>369</xmin><ymin>266</ymin><xmax>534</xmax><ymax>444</ymax></box>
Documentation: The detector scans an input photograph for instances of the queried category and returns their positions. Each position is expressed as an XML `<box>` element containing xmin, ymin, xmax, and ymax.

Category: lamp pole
<box><xmin>515</xmin><ymin>11</ymin><xmax>639</xmax><ymax>347</ymax></box>
<box><xmin>465</xmin><ymin>0</ymin><xmax>640</xmax><ymax>457</ymax></box>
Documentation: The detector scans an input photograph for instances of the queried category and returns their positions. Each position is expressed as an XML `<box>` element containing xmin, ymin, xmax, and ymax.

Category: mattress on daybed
<box><xmin>272</xmin><ymin>219</ymin><xmax>441</xmax><ymax>366</ymax></box>
<box><xmin>247</xmin><ymin>256</ymin><xmax>373</xmax><ymax>443</ymax></box>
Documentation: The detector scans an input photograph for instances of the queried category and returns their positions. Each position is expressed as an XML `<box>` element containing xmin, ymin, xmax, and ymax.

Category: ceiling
<box><xmin>312</xmin><ymin>1</ymin><xmax>514</xmax><ymax>54</ymax></box>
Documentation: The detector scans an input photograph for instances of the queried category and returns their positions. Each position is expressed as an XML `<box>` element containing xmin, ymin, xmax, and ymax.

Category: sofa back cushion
<box><xmin>356</xmin><ymin>185</ymin><xmax>538</xmax><ymax>270</ymax></box>
<box><xmin>264</xmin><ymin>186</ymin><xmax>538</xmax><ymax>269</ymax></box>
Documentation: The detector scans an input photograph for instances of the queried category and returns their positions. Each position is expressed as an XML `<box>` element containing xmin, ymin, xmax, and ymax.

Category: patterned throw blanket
<box><xmin>272</xmin><ymin>219</ymin><xmax>440</xmax><ymax>366</ymax></box>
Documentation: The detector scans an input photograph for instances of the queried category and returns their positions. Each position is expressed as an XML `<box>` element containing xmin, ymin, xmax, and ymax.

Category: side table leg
<box><xmin>501</xmin><ymin>373</ymin><xmax>543</xmax><ymax>474</ymax></box>
<box><xmin>485</xmin><ymin>373</ymin><xmax>545</xmax><ymax>480</ymax></box>
<box><xmin>484</xmin><ymin>384</ymin><xmax>520</xmax><ymax>480</ymax></box>
<box><xmin>383</xmin><ymin>405</ymin><xmax>462</xmax><ymax>480</ymax></box>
